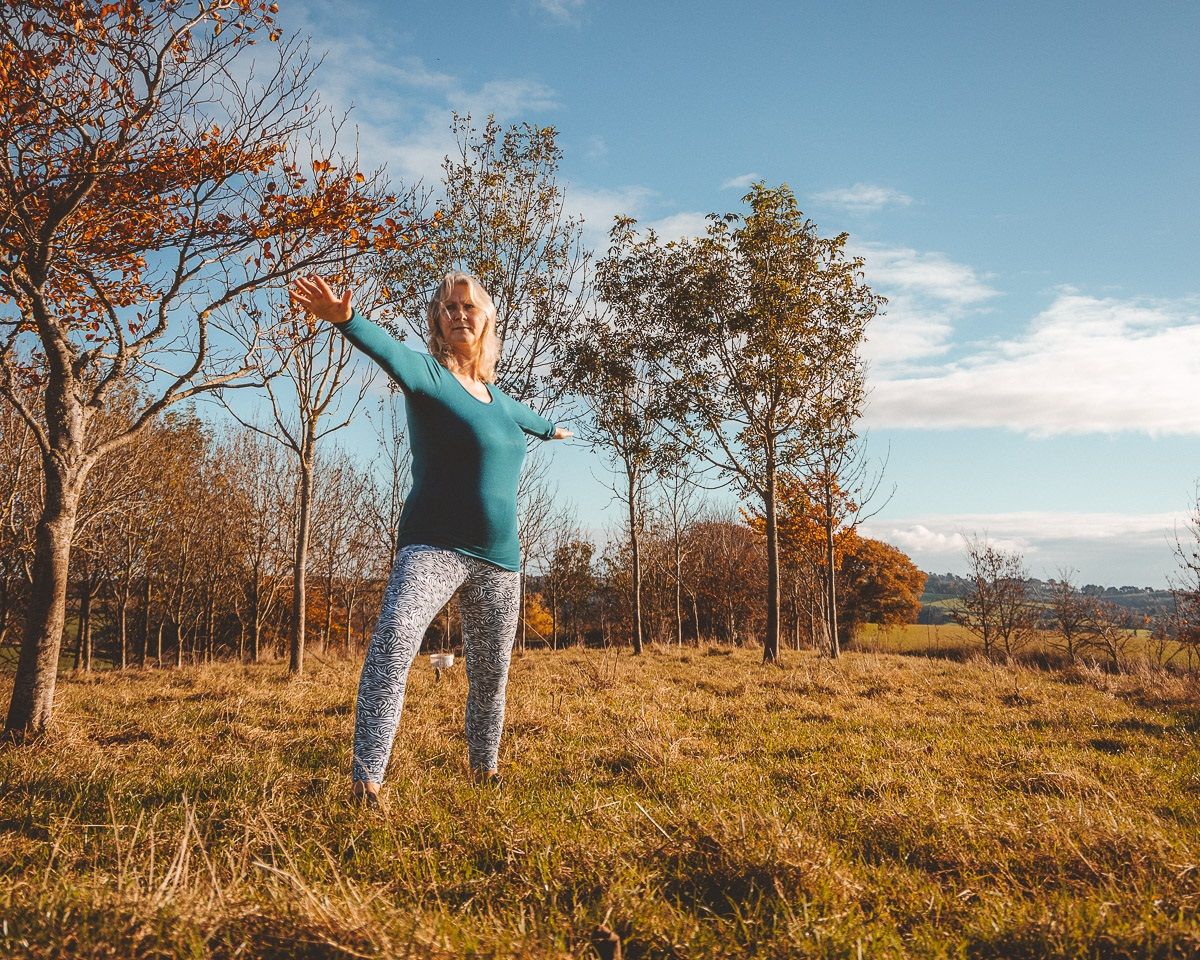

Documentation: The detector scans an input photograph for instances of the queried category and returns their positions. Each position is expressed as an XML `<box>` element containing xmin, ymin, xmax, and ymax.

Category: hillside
<box><xmin>920</xmin><ymin>572</ymin><xmax>1177</xmax><ymax>625</ymax></box>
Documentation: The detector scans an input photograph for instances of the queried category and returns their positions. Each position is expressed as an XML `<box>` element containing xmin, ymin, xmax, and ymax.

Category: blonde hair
<box><xmin>425</xmin><ymin>272</ymin><xmax>501</xmax><ymax>383</ymax></box>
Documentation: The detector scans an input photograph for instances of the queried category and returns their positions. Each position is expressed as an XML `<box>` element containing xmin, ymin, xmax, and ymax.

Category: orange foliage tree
<box><xmin>0</xmin><ymin>0</ymin><xmax>420</xmax><ymax>739</ymax></box>
<box><xmin>837</xmin><ymin>536</ymin><xmax>925</xmax><ymax>642</ymax></box>
<box><xmin>745</xmin><ymin>471</ymin><xmax>857</xmax><ymax>653</ymax></box>
<box><xmin>746</xmin><ymin>472</ymin><xmax>919</xmax><ymax>651</ymax></box>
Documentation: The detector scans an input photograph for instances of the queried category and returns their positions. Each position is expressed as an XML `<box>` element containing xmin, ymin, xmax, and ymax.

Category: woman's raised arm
<box><xmin>289</xmin><ymin>275</ymin><xmax>441</xmax><ymax>395</ymax></box>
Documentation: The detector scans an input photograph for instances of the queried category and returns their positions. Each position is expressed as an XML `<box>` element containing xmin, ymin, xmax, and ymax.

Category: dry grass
<box><xmin>2</xmin><ymin>646</ymin><xmax>1199</xmax><ymax>958</ymax></box>
<box><xmin>853</xmin><ymin>622</ymin><xmax>1197</xmax><ymax>669</ymax></box>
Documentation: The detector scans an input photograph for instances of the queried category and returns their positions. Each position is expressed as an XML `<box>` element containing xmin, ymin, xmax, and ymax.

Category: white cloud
<box><xmin>860</xmin><ymin>511</ymin><xmax>1186</xmax><ymax>585</ymax></box>
<box><xmin>566</xmin><ymin>184</ymin><xmax>656</xmax><ymax>247</ymax></box>
<box><xmin>645</xmin><ymin>211</ymin><xmax>710</xmax><ymax>243</ymax></box>
<box><xmin>449</xmin><ymin>78</ymin><xmax>560</xmax><ymax>120</ymax></box>
<box><xmin>721</xmin><ymin>172</ymin><xmax>759</xmax><ymax>190</ymax></box>
<box><xmin>811</xmin><ymin>182</ymin><xmax>914</xmax><ymax>214</ymax></box>
<box><xmin>289</xmin><ymin>30</ymin><xmax>561</xmax><ymax>186</ymax></box>
<box><xmin>852</xmin><ymin>243</ymin><xmax>1000</xmax><ymax>371</ymax></box>
<box><xmin>584</xmin><ymin>135</ymin><xmax>608</xmax><ymax>162</ymax></box>
<box><xmin>534</xmin><ymin>0</ymin><xmax>586</xmax><ymax>22</ymax></box>
<box><xmin>869</xmin><ymin>291</ymin><xmax>1200</xmax><ymax>435</ymax></box>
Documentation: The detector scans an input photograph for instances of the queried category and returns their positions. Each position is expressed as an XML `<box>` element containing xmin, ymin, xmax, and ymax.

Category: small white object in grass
<box><xmin>430</xmin><ymin>653</ymin><xmax>455</xmax><ymax>669</ymax></box>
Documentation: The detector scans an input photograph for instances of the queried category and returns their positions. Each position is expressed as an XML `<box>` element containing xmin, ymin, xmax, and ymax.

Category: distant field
<box><xmin>2</xmin><ymin>646</ymin><xmax>1199</xmax><ymax>958</ymax></box>
<box><xmin>852</xmin><ymin>622</ymin><xmax>1197</xmax><ymax>669</ymax></box>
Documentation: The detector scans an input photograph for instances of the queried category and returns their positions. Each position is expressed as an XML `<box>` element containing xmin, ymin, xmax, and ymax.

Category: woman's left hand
<box><xmin>552</xmin><ymin>427</ymin><xmax>573</xmax><ymax>440</ymax></box>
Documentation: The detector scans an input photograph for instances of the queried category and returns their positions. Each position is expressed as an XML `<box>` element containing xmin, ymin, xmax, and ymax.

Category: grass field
<box><xmin>851</xmin><ymin>623</ymin><xmax>1197</xmax><ymax>670</ymax></box>
<box><xmin>2</xmin><ymin>646</ymin><xmax>1199</xmax><ymax>958</ymax></box>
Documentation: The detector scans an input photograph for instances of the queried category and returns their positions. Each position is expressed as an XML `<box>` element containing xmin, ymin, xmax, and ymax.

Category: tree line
<box><xmin>0</xmin><ymin>390</ymin><xmax>925</xmax><ymax>668</ymax></box>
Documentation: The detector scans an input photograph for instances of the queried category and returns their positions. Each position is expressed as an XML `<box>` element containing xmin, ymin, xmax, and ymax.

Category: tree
<box><xmin>0</xmin><ymin>0</ymin><xmax>415</xmax><ymax>737</ymax></box>
<box><xmin>383</xmin><ymin>114</ymin><xmax>590</xmax><ymax>413</ymax></box>
<box><xmin>521</xmin><ymin>592</ymin><xmax>554</xmax><ymax>647</ymax></box>
<box><xmin>652</xmin><ymin>452</ymin><xmax>704</xmax><ymax>647</ymax></box>
<box><xmin>951</xmin><ymin>538</ymin><xmax>1036</xmax><ymax>659</ymax></box>
<box><xmin>1045</xmin><ymin>568</ymin><xmax>1098</xmax><ymax>665</ymax></box>
<box><xmin>224</xmin><ymin>428</ymin><xmax>291</xmax><ymax>663</ymax></box>
<box><xmin>566</xmin><ymin>319</ymin><xmax>661</xmax><ymax>654</ymax></box>
<box><xmin>1169</xmin><ymin>483</ymin><xmax>1200</xmax><ymax>657</ymax></box>
<box><xmin>226</xmin><ymin>318</ymin><xmax>372</xmax><ymax>675</ymax></box>
<box><xmin>745</xmin><ymin>471</ymin><xmax>853</xmax><ymax>652</ymax></box>
<box><xmin>600</xmin><ymin>184</ymin><xmax>882</xmax><ymax>663</ymax></box>
<box><xmin>837</xmin><ymin>536</ymin><xmax>925</xmax><ymax>645</ymax></box>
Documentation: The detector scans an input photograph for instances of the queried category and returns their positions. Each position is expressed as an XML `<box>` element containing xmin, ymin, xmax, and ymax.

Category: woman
<box><xmin>289</xmin><ymin>272</ymin><xmax>570</xmax><ymax>805</ymax></box>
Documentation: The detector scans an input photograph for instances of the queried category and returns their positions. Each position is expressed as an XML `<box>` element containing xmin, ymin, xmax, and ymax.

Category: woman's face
<box><xmin>439</xmin><ymin>281</ymin><xmax>488</xmax><ymax>356</ymax></box>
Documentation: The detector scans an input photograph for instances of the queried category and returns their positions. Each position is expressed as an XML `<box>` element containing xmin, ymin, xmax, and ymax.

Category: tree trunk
<box><xmin>4</xmin><ymin>462</ymin><xmax>83</xmax><ymax>741</ymax></box>
<box><xmin>249</xmin><ymin>580</ymin><xmax>261</xmax><ymax>664</ymax></box>
<box><xmin>290</xmin><ymin>453</ymin><xmax>314</xmax><ymax>675</ymax></box>
<box><xmin>762</xmin><ymin>460</ymin><xmax>780</xmax><ymax>663</ymax></box>
<box><xmin>155</xmin><ymin>620</ymin><xmax>164</xmax><ymax>667</ymax></box>
<box><xmin>825</xmin><ymin>509</ymin><xmax>840</xmax><ymax>659</ymax></box>
<box><xmin>321</xmin><ymin>561</ymin><xmax>335</xmax><ymax>654</ymax></box>
<box><xmin>673</xmin><ymin>540</ymin><xmax>683</xmax><ymax>648</ymax></box>
<box><xmin>344</xmin><ymin>583</ymin><xmax>357</xmax><ymax>653</ymax></box>
<box><xmin>139</xmin><ymin>575</ymin><xmax>151</xmax><ymax>668</ymax></box>
<box><xmin>72</xmin><ymin>565</ymin><xmax>87</xmax><ymax>672</ymax></box>
<box><xmin>204</xmin><ymin>590</ymin><xmax>215</xmax><ymax>663</ymax></box>
<box><xmin>117</xmin><ymin>595</ymin><xmax>128</xmax><ymax>669</ymax></box>
<box><xmin>0</xmin><ymin>576</ymin><xmax>10</xmax><ymax>646</ymax></box>
<box><xmin>627</xmin><ymin>471</ymin><xmax>644</xmax><ymax>655</ymax></box>
<box><xmin>519</xmin><ymin>557</ymin><xmax>527</xmax><ymax>653</ymax></box>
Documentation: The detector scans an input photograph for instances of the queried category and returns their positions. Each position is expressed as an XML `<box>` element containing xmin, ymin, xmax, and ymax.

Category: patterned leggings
<box><xmin>352</xmin><ymin>544</ymin><xmax>521</xmax><ymax>783</ymax></box>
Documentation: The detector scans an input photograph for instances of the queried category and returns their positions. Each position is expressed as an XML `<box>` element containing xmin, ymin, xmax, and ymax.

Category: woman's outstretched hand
<box><xmin>289</xmin><ymin>274</ymin><xmax>353</xmax><ymax>326</ymax></box>
<box><xmin>552</xmin><ymin>427</ymin><xmax>572</xmax><ymax>440</ymax></box>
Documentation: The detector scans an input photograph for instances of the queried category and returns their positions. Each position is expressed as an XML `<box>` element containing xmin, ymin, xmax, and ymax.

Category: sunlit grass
<box><xmin>853</xmin><ymin>622</ymin><xmax>1196</xmax><ymax>668</ymax></box>
<box><xmin>2</xmin><ymin>646</ymin><xmax>1198</xmax><ymax>958</ymax></box>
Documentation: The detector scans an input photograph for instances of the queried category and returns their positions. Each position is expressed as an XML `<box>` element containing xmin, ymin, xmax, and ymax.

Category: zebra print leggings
<box><xmin>352</xmin><ymin>544</ymin><xmax>521</xmax><ymax>784</ymax></box>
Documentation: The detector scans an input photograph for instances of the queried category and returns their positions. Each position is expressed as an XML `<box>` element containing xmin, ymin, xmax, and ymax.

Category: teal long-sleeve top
<box><xmin>335</xmin><ymin>309</ymin><xmax>556</xmax><ymax>572</ymax></box>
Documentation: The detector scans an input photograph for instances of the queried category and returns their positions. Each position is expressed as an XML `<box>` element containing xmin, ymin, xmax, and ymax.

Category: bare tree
<box><xmin>1046</xmin><ymin>568</ymin><xmax>1098</xmax><ymax>665</ymax></box>
<box><xmin>652</xmin><ymin>452</ymin><xmax>705</xmax><ymax>647</ymax></box>
<box><xmin>1169</xmin><ymin>483</ymin><xmax>1200</xmax><ymax>660</ymax></box>
<box><xmin>952</xmin><ymin>537</ymin><xmax>1036</xmax><ymax>660</ymax></box>
<box><xmin>223</xmin><ymin>428</ymin><xmax>291</xmax><ymax>662</ymax></box>
<box><xmin>516</xmin><ymin>454</ymin><xmax>557</xmax><ymax>652</ymax></box>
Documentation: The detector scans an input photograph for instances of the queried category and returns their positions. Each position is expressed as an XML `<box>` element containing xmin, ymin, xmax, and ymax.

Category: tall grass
<box><xmin>2</xmin><ymin>647</ymin><xmax>1198</xmax><ymax>958</ymax></box>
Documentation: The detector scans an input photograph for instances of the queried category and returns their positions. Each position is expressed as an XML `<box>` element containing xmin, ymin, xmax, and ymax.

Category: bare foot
<box><xmin>350</xmin><ymin>780</ymin><xmax>382</xmax><ymax>807</ymax></box>
<box><xmin>472</xmin><ymin>768</ymin><xmax>502</xmax><ymax>787</ymax></box>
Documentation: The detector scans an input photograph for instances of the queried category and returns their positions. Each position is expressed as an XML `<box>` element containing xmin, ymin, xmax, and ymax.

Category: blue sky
<box><xmin>265</xmin><ymin>0</ymin><xmax>1200</xmax><ymax>586</ymax></box>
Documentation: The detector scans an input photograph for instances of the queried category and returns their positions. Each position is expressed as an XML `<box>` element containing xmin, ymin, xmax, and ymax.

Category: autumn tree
<box><xmin>746</xmin><ymin>471</ymin><xmax>854</xmax><ymax>652</ymax></box>
<box><xmin>836</xmin><ymin>536</ymin><xmax>925</xmax><ymax>644</ymax></box>
<box><xmin>0</xmin><ymin>0</ymin><xmax>417</xmax><ymax>737</ymax></box>
<box><xmin>0</xmin><ymin>395</ymin><xmax>38</xmax><ymax>647</ymax></box>
<box><xmin>600</xmin><ymin>185</ymin><xmax>882</xmax><ymax>662</ymax></box>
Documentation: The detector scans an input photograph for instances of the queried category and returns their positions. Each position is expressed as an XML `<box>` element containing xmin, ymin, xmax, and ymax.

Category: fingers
<box><xmin>313</xmin><ymin>274</ymin><xmax>337</xmax><ymax>299</ymax></box>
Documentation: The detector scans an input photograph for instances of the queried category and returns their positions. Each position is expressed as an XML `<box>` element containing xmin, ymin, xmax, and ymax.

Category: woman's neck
<box><xmin>444</xmin><ymin>350</ymin><xmax>480</xmax><ymax>382</ymax></box>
